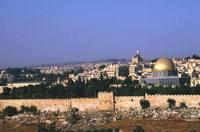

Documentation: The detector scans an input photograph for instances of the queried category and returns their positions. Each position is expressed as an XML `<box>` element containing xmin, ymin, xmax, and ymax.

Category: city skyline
<box><xmin>0</xmin><ymin>0</ymin><xmax>200</xmax><ymax>68</ymax></box>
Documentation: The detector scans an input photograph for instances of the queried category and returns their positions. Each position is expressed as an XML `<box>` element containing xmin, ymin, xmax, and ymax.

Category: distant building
<box><xmin>142</xmin><ymin>58</ymin><xmax>180</xmax><ymax>87</ymax></box>
<box><xmin>0</xmin><ymin>82</ymin><xmax>42</xmax><ymax>94</ymax></box>
<box><xmin>0</xmin><ymin>71</ymin><xmax>15</xmax><ymax>82</ymax></box>
<box><xmin>104</xmin><ymin>64</ymin><xmax>119</xmax><ymax>78</ymax></box>
<box><xmin>129</xmin><ymin>50</ymin><xmax>143</xmax><ymax>78</ymax></box>
<box><xmin>7</xmin><ymin>82</ymin><xmax>41</xmax><ymax>88</ymax></box>
<box><xmin>132</xmin><ymin>50</ymin><xmax>143</xmax><ymax>64</ymax></box>
<box><xmin>191</xmin><ymin>78</ymin><xmax>200</xmax><ymax>87</ymax></box>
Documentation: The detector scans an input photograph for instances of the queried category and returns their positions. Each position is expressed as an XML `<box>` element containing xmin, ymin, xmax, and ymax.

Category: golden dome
<box><xmin>153</xmin><ymin>58</ymin><xmax>175</xmax><ymax>72</ymax></box>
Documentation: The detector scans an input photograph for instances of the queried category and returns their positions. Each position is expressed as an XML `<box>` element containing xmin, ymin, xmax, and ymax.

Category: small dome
<box><xmin>153</xmin><ymin>58</ymin><xmax>175</xmax><ymax>72</ymax></box>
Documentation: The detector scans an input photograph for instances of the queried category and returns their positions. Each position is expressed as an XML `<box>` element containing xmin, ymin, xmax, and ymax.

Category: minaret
<box><xmin>136</xmin><ymin>49</ymin><xmax>140</xmax><ymax>55</ymax></box>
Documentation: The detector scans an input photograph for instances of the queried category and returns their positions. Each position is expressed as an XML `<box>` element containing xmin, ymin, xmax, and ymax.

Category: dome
<box><xmin>153</xmin><ymin>58</ymin><xmax>175</xmax><ymax>72</ymax></box>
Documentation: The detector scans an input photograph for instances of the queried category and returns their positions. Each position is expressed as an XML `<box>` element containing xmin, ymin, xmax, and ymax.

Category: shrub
<box><xmin>49</xmin><ymin>122</ymin><xmax>56</xmax><ymax>132</ymax></box>
<box><xmin>0</xmin><ymin>111</ymin><xmax>4</xmax><ymax>119</ymax></box>
<box><xmin>189</xmin><ymin>128</ymin><xmax>197</xmax><ymax>132</ymax></box>
<box><xmin>113</xmin><ymin>128</ymin><xmax>120</xmax><ymax>132</ymax></box>
<box><xmin>29</xmin><ymin>105</ymin><xmax>37</xmax><ymax>114</ymax></box>
<box><xmin>66</xmin><ymin>130</ymin><xmax>74</xmax><ymax>132</ymax></box>
<box><xmin>38</xmin><ymin>123</ymin><xmax>49</xmax><ymax>132</ymax></box>
<box><xmin>167</xmin><ymin>98</ymin><xmax>176</xmax><ymax>108</ymax></box>
<box><xmin>133</xmin><ymin>126</ymin><xmax>144</xmax><ymax>132</ymax></box>
<box><xmin>96</xmin><ymin>128</ymin><xmax>113</xmax><ymax>132</ymax></box>
<box><xmin>3</xmin><ymin>106</ymin><xmax>18</xmax><ymax>117</ymax></box>
<box><xmin>180</xmin><ymin>102</ymin><xmax>188</xmax><ymax>109</ymax></box>
<box><xmin>140</xmin><ymin>99</ymin><xmax>150</xmax><ymax>109</ymax></box>
<box><xmin>38</xmin><ymin>122</ymin><xmax>62</xmax><ymax>132</ymax></box>
<box><xmin>20</xmin><ymin>105</ymin><xmax>37</xmax><ymax>114</ymax></box>
<box><xmin>68</xmin><ymin>108</ymin><xmax>80</xmax><ymax>125</ymax></box>
<box><xmin>20</xmin><ymin>105</ymin><xmax>29</xmax><ymax>113</ymax></box>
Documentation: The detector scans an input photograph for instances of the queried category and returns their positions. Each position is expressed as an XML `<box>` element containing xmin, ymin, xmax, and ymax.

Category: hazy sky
<box><xmin>0</xmin><ymin>0</ymin><xmax>200</xmax><ymax>68</ymax></box>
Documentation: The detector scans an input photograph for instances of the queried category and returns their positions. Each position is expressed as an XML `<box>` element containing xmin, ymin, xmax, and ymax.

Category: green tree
<box><xmin>124</xmin><ymin>77</ymin><xmax>132</xmax><ymax>87</ymax></box>
<box><xmin>3</xmin><ymin>106</ymin><xmax>18</xmax><ymax>117</ymax></box>
<box><xmin>191</xmin><ymin>85</ymin><xmax>200</xmax><ymax>94</ymax></box>
<box><xmin>20</xmin><ymin>105</ymin><xmax>37</xmax><ymax>114</ymax></box>
<box><xmin>0</xmin><ymin>79</ymin><xmax>7</xmax><ymax>86</ymax></box>
<box><xmin>99</xmin><ymin>65</ymin><xmax>106</xmax><ymax>70</ymax></box>
<box><xmin>46</xmin><ymin>84</ymin><xmax>67</xmax><ymax>98</ymax></box>
<box><xmin>118</xmin><ymin>66</ymin><xmax>129</xmax><ymax>77</ymax></box>
<box><xmin>29</xmin><ymin>105</ymin><xmax>38</xmax><ymax>114</ymax></box>
<box><xmin>20</xmin><ymin>105</ymin><xmax>30</xmax><ymax>113</ymax></box>
<box><xmin>2</xmin><ymin>87</ymin><xmax>11</xmax><ymax>97</ymax></box>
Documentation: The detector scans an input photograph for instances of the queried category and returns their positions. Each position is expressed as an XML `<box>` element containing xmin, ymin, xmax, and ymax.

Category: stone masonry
<box><xmin>0</xmin><ymin>92</ymin><xmax>199</xmax><ymax>112</ymax></box>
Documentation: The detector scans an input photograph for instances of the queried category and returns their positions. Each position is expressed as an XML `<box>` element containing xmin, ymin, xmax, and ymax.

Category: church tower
<box><xmin>129</xmin><ymin>50</ymin><xmax>143</xmax><ymax>78</ymax></box>
<box><xmin>131</xmin><ymin>50</ymin><xmax>143</xmax><ymax>64</ymax></box>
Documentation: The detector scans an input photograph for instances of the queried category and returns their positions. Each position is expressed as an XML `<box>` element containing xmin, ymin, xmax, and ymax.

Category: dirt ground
<box><xmin>0</xmin><ymin>119</ymin><xmax>199</xmax><ymax>132</ymax></box>
<box><xmin>104</xmin><ymin>119</ymin><xmax>200</xmax><ymax>132</ymax></box>
<box><xmin>0</xmin><ymin>122</ymin><xmax>37</xmax><ymax>132</ymax></box>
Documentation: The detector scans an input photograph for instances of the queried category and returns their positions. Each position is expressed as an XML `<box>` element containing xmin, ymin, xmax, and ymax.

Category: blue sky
<box><xmin>0</xmin><ymin>0</ymin><xmax>200</xmax><ymax>67</ymax></box>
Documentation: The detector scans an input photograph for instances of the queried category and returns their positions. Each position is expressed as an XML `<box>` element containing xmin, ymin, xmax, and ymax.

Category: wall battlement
<box><xmin>0</xmin><ymin>92</ymin><xmax>199</xmax><ymax>112</ymax></box>
<box><xmin>116</xmin><ymin>96</ymin><xmax>143</xmax><ymax>99</ymax></box>
<box><xmin>147</xmin><ymin>94</ymin><xmax>200</xmax><ymax>97</ymax></box>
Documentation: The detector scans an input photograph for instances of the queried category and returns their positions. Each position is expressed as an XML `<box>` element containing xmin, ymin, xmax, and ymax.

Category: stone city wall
<box><xmin>115</xmin><ymin>96</ymin><xmax>143</xmax><ymax>111</ymax></box>
<box><xmin>0</xmin><ymin>92</ymin><xmax>113</xmax><ymax>112</ymax></box>
<box><xmin>0</xmin><ymin>92</ymin><xmax>199</xmax><ymax>112</ymax></box>
<box><xmin>146</xmin><ymin>95</ymin><xmax>200</xmax><ymax>108</ymax></box>
<box><xmin>0</xmin><ymin>98</ymin><xmax>99</xmax><ymax>112</ymax></box>
<box><xmin>0</xmin><ymin>99</ymin><xmax>70</xmax><ymax>112</ymax></box>
<box><xmin>115</xmin><ymin>94</ymin><xmax>200</xmax><ymax>111</ymax></box>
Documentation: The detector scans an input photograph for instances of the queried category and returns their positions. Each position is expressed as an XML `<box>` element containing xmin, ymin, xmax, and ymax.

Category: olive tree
<box><xmin>140</xmin><ymin>99</ymin><xmax>150</xmax><ymax>109</ymax></box>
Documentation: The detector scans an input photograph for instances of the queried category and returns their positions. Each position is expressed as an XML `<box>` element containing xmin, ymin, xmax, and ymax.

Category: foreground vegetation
<box><xmin>1</xmin><ymin>105</ymin><xmax>37</xmax><ymax>117</ymax></box>
<box><xmin>1</xmin><ymin>106</ymin><xmax>199</xmax><ymax>132</ymax></box>
<box><xmin>0</xmin><ymin>76</ymin><xmax>199</xmax><ymax>99</ymax></box>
